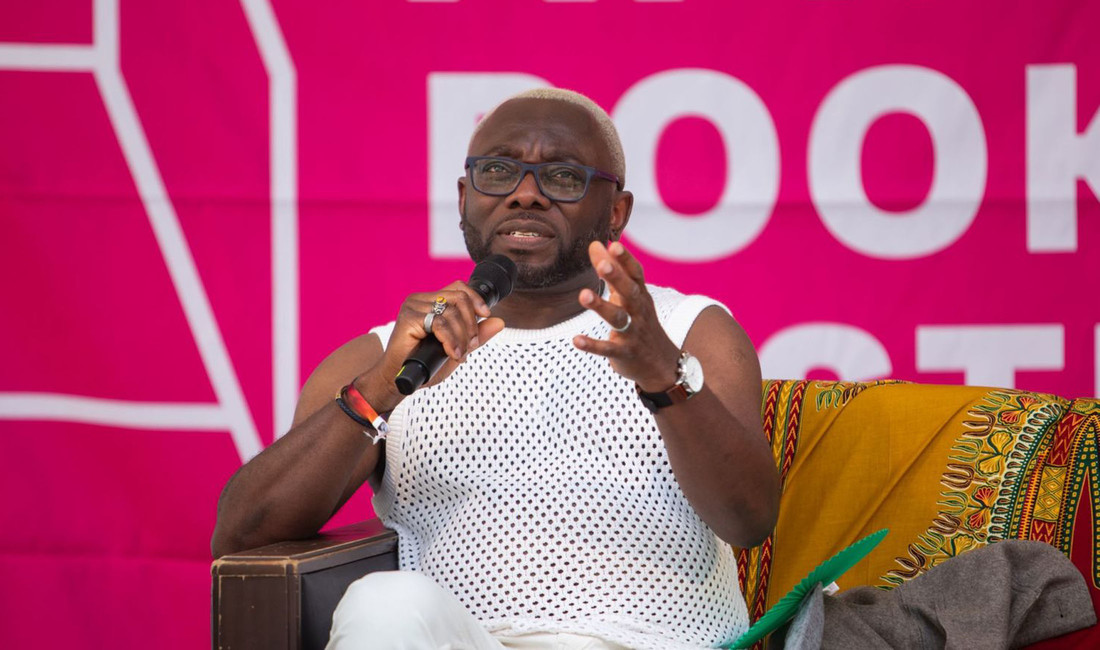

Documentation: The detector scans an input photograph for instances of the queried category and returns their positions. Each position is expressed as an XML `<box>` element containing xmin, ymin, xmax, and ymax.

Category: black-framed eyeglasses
<box><xmin>465</xmin><ymin>156</ymin><xmax>622</xmax><ymax>203</ymax></box>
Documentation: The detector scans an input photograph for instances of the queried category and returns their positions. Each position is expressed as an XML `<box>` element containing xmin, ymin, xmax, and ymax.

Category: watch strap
<box><xmin>636</xmin><ymin>351</ymin><xmax>698</xmax><ymax>413</ymax></box>
<box><xmin>636</xmin><ymin>382</ymin><xmax>691</xmax><ymax>413</ymax></box>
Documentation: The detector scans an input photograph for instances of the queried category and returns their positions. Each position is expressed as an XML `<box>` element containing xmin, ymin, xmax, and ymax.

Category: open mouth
<box><xmin>495</xmin><ymin>219</ymin><xmax>556</xmax><ymax>244</ymax></box>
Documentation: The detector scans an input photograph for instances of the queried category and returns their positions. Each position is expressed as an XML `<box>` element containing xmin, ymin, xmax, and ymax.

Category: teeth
<box><xmin>510</xmin><ymin>231</ymin><xmax>541</xmax><ymax>238</ymax></box>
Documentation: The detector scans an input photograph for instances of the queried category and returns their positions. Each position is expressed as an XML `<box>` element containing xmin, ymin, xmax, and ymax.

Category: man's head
<box><xmin>470</xmin><ymin>88</ymin><xmax>627</xmax><ymax>185</ymax></box>
<box><xmin>459</xmin><ymin>89</ymin><xmax>633</xmax><ymax>291</ymax></box>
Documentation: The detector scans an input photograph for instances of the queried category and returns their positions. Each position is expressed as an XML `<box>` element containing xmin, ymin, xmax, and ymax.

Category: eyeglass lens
<box><xmin>471</xmin><ymin>159</ymin><xmax>588</xmax><ymax>201</ymax></box>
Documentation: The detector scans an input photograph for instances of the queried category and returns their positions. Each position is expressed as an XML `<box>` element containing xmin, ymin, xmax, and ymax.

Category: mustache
<box><xmin>495</xmin><ymin>211</ymin><xmax>555</xmax><ymax>229</ymax></box>
<box><xmin>461</xmin><ymin>207</ymin><xmax>555</xmax><ymax>229</ymax></box>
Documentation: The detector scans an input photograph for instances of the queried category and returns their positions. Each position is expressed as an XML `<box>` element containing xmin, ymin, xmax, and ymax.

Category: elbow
<box><xmin>211</xmin><ymin>505</ymin><xmax>324</xmax><ymax>558</ymax></box>
<box><xmin>749</xmin><ymin>474</ymin><xmax>782</xmax><ymax>546</ymax></box>
<box><xmin>726</xmin><ymin>476</ymin><xmax>781</xmax><ymax>549</ymax></box>
<box><xmin>210</xmin><ymin>524</ymin><xmax>241</xmax><ymax>560</ymax></box>
<box><xmin>210</xmin><ymin>540</ymin><xmax>227</xmax><ymax>560</ymax></box>
<box><xmin>725</xmin><ymin>511</ymin><xmax>774</xmax><ymax>549</ymax></box>
<box><xmin>740</xmin><ymin>501</ymin><xmax>779</xmax><ymax>548</ymax></box>
<box><xmin>211</xmin><ymin>524</ymin><xmax>265</xmax><ymax>559</ymax></box>
<box><xmin>210</xmin><ymin>506</ymin><xmax>231</xmax><ymax>559</ymax></box>
<box><xmin>760</xmin><ymin>477</ymin><xmax>781</xmax><ymax>537</ymax></box>
<box><xmin>210</xmin><ymin>505</ymin><xmax>267</xmax><ymax>559</ymax></box>
<box><xmin>726</xmin><ymin>507</ymin><xmax>777</xmax><ymax>549</ymax></box>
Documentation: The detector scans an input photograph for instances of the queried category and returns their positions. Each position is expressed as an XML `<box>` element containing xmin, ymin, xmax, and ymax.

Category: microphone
<box><xmin>394</xmin><ymin>254</ymin><xmax>517</xmax><ymax>395</ymax></box>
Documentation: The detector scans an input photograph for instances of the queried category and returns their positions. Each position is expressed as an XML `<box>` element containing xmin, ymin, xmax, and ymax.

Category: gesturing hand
<box><xmin>572</xmin><ymin>241</ymin><xmax>682</xmax><ymax>393</ymax></box>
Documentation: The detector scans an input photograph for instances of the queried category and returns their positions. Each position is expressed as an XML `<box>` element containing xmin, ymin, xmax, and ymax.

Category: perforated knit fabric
<box><xmin>370</xmin><ymin>285</ymin><xmax>749</xmax><ymax>649</ymax></box>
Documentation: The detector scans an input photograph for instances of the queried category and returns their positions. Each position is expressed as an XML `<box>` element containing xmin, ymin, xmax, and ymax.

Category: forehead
<box><xmin>469</xmin><ymin>98</ymin><xmax>606</xmax><ymax>166</ymax></box>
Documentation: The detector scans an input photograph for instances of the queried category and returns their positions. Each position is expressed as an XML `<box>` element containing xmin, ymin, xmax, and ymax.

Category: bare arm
<box><xmin>211</xmin><ymin>282</ymin><xmax>504</xmax><ymax>558</ymax></box>
<box><xmin>573</xmin><ymin>242</ymin><xmax>780</xmax><ymax>547</ymax></box>
<box><xmin>209</xmin><ymin>334</ymin><xmax>392</xmax><ymax>558</ymax></box>
<box><xmin>652</xmin><ymin>306</ymin><xmax>778</xmax><ymax>547</ymax></box>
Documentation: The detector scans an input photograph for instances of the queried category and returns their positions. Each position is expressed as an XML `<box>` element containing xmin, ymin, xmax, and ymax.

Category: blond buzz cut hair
<box><xmin>470</xmin><ymin>87</ymin><xmax>627</xmax><ymax>186</ymax></box>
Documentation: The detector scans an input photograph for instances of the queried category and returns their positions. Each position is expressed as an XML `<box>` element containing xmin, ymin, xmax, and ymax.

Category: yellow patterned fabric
<box><xmin>736</xmin><ymin>380</ymin><xmax>1100</xmax><ymax>649</ymax></box>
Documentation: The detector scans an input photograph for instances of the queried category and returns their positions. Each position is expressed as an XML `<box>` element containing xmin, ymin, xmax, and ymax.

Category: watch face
<box><xmin>680</xmin><ymin>354</ymin><xmax>704</xmax><ymax>393</ymax></box>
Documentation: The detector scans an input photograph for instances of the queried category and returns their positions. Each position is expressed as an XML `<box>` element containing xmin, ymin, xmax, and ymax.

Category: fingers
<box><xmin>608</xmin><ymin>241</ymin><xmax>645</xmax><ymax>284</ymax></box>
<box><xmin>572</xmin><ymin>334</ymin><xmax>619</xmax><ymax>358</ymax></box>
<box><xmin>434</xmin><ymin>300</ymin><xmax>472</xmax><ymax>357</ymax></box>
<box><xmin>405</xmin><ymin>282</ymin><xmax>491</xmax><ymax>362</ymax></box>
<box><xmin>583</xmin><ymin>240</ymin><xmax>646</xmax><ymax>336</ymax></box>
<box><xmin>476</xmin><ymin>316</ymin><xmax>506</xmax><ymax>343</ymax></box>
<box><xmin>588</xmin><ymin>241</ymin><xmax>645</xmax><ymax>309</ymax></box>
<box><xmin>450</xmin><ymin>281</ymin><xmax>493</xmax><ymax>319</ymax></box>
<box><xmin>425</xmin><ymin>317</ymin><xmax>505</xmax><ymax>388</ymax></box>
<box><xmin>574</xmin><ymin>240</ymin><xmax>678</xmax><ymax>386</ymax></box>
<box><xmin>579</xmin><ymin>285</ymin><xmax>631</xmax><ymax>333</ymax></box>
<box><xmin>438</xmin><ymin>281</ymin><xmax>491</xmax><ymax>326</ymax></box>
<box><xmin>425</xmin><ymin>300</ymin><xmax>475</xmax><ymax>360</ymax></box>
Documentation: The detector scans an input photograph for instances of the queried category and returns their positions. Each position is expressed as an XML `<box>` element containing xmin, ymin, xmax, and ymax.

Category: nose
<box><xmin>508</xmin><ymin>170</ymin><xmax>552</xmax><ymax>210</ymax></box>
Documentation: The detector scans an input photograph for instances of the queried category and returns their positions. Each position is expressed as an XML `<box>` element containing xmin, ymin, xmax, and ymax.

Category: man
<box><xmin>211</xmin><ymin>88</ymin><xmax>781</xmax><ymax>649</ymax></box>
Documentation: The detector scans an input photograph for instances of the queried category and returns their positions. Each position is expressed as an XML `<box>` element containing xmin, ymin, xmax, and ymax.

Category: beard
<box><xmin>462</xmin><ymin>208</ymin><xmax>611</xmax><ymax>290</ymax></box>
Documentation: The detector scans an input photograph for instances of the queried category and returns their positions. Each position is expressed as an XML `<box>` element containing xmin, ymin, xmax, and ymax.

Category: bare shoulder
<box><xmin>687</xmin><ymin>305</ymin><xmax>759</xmax><ymax>367</ymax></box>
<box><xmin>292</xmin><ymin>332</ymin><xmax>385</xmax><ymax>427</ymax></box>
<box><xmin>685</xmin><ymin>305</ymin><xmax>763</xmax><ymax>418</ymax></box>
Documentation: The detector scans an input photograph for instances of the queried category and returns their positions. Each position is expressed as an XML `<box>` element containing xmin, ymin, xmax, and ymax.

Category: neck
<box><xmin>490</xmin><ymin>269</ymin><xmax>601</xmax><ymax>330</ymax></box>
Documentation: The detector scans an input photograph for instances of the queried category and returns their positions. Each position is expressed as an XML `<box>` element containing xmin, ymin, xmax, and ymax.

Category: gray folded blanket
<box><xmin>782</xmin><ymin>540</ymin><xmax>1096</xmax><ymax>650</ymax></box>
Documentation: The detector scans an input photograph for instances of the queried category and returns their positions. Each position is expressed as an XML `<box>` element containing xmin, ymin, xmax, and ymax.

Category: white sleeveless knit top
<box><xmin>370</xmin><ymin>285</ymin><xmax>748</xmax><ymax>649</ymax></box>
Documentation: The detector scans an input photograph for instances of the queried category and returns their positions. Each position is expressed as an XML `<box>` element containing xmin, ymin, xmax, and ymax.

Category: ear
<box><xmin>457</xmin><ymin>177</ymin><xmax>467</xmax><ymax>228</ymax></box>
<box><xmin>609</xmin><ymin>190</ymin><xmax>633</xmax><ymax>241</ymax></box>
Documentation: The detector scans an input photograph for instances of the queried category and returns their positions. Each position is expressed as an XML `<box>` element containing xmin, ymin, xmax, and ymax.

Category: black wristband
<box><xmin>636</xmin><ymin>383</ymin><xmax>675</xmax><ymax>413</ymax></box>
<box><xmin>335</xmin><ymin>393</ymin><xmax>373</xmax><ymax>429</ymax></box>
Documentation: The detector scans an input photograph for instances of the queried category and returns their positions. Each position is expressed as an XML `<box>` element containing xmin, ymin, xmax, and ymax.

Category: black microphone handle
<box><xmin>393</xmin><ymin>255</ymin><xmax>516</xmax><ymax>396</ymax></box>
<box><xmin>394</xmin><ymin>337</ymin><xmax>447</xmax><ymax>396</ymax></box>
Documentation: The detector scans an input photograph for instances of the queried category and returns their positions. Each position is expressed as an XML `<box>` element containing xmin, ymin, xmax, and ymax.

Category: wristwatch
<box><xmin>636</xmin><ymin>351</ymin><xmax>704</xmax><ymax>413</ymax></box>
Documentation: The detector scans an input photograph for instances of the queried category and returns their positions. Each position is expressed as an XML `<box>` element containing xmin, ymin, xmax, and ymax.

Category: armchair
<box><xmin>212</xmin><ymin>519</ymin><xmax>396</xmax><ymax>650</ymax></box>
<box><xmin>212</xmin><ymin>380</ymin><xmax>1100</xmax><ymax>649</ymax></box>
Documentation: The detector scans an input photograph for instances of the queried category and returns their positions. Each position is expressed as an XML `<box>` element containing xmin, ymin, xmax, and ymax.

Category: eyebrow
<box><xmin>482</xmin><ymin>145</ymin><xmax>585</xmax><ymax>165</ymax></box>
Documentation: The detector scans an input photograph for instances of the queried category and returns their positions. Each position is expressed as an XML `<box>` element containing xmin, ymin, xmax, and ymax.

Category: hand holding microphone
<box><xmin>394</xmin><ymin>254</ymin><xmax>517</xmax><ymax>395</ymax></box>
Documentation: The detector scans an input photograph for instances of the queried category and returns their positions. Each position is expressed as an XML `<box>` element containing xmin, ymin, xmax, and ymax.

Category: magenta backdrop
<box><xmin>1</xmin><ymin>1</ymin><xmax>1098</xmax><ymax>647</ymax></box>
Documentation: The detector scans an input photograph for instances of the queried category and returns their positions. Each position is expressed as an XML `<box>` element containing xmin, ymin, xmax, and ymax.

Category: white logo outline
<box><xmin>0</xmin><ymin>0</ymin><xmax>299</xmax><ymax>462</ymax></box>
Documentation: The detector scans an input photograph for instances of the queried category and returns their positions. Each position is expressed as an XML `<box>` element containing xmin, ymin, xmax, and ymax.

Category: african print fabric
<box><xmin>736</xmin><ymin>380</ymin><xmax>1100</xmax><ymax>649</ymax></box>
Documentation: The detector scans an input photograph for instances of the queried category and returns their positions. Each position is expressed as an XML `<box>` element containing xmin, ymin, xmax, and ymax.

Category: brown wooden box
<box><xmin>211</xmin><ymin>519</ymin><xmax>397</xmax><ymax>650</ymax></box>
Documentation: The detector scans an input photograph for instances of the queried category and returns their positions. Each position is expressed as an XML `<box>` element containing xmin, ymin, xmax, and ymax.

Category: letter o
<box><xmin>808</xmin><ymin>65</ymin><xmax>988</xmax><ymax>259</ymax></box>
<box><xmin>759</xmin><ymin>323</ymin><xmax>893</xmax><ymax>382</ymax></box>
<box><xmin>613</xmin><ymin>69</ymin><xmax>780</xmax><ymax>262</ymax></box>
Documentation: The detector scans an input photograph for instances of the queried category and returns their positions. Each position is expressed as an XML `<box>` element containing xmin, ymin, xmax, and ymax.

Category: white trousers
<box><xmin>326</xmin><ymin>571</ymin><xmax>629</xmax><ymax>650</ymax></box>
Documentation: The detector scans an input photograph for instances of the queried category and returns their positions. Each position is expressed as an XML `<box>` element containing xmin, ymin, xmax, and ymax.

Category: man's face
<box><xmin>459</xmin><ymin>98</ymin><xmax>629</xmax><ymax>291</ymax></box>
